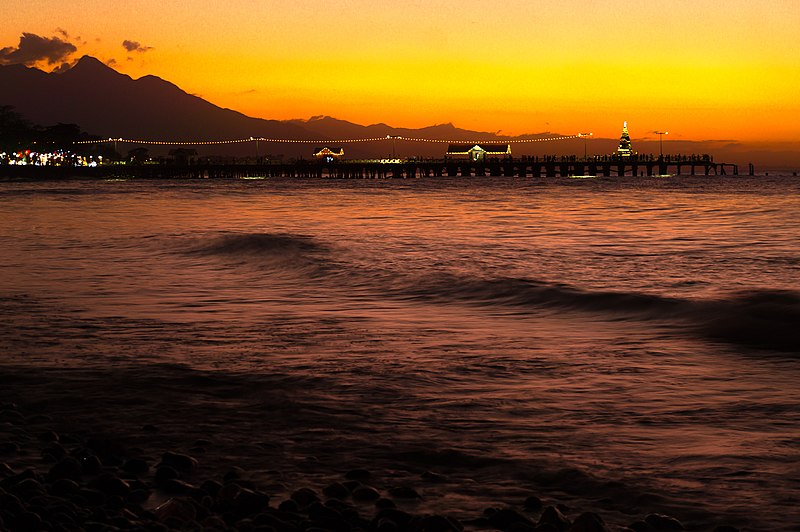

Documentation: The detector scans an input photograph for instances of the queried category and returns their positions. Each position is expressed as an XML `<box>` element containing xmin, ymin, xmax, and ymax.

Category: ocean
<box><xmin>1</xmin><ymin>175</ymin><xmax>799</xmax><ymax>530</ymax></box>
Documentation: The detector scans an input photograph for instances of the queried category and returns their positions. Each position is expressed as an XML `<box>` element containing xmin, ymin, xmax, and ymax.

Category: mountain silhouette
<box><xmin>0</xmin><ymin>55</ymin><xmax>313</xmax><ymax>143</ymax></box>
<box><xmin>0</xmin><ymin>56</ymin><xmax>523</xmax><ymax>157</ymax></box>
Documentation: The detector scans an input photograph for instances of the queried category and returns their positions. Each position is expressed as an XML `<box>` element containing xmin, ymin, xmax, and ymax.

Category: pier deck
<box><xmin>2</xmin><ymin>159</ymin><xmax>739</xmax><ymax>180</ymax></box>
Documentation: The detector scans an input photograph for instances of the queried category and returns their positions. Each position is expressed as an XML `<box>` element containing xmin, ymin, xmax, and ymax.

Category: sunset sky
<box><xmin>2</xmin><ymin>0</ymin><xmax>799</xmax><ymax>142</ymax></box>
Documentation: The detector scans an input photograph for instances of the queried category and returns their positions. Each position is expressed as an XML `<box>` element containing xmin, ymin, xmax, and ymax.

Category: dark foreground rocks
<box><xmin>0</xmin><ymin>401</ymin><xmax>741</xmax><ymax>531</ymax></box>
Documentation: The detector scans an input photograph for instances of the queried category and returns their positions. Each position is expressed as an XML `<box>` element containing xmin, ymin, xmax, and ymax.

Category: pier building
<box><xmin>446</xmin><ymin>144</ymin><xmax>511</xmax><ymax>162</ymax></box>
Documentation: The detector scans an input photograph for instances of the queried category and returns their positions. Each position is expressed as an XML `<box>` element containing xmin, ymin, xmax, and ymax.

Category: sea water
<box><xmin>1</xmin><ymin>175</ymin><xmax>799</xmax><ymax>530</ymax></box>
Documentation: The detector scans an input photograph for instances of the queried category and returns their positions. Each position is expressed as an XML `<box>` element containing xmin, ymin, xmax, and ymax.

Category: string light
<box><xmin>74</xmin><ymin>134</ymin><xmax>581</xmax><ymax>146</ymax></box>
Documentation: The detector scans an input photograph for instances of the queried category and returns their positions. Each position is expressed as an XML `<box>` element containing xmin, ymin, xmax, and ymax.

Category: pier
<box><xmin>1</xmin><ymin>157</ymin><xmax>739</xmax><ymax>180</ymax></box>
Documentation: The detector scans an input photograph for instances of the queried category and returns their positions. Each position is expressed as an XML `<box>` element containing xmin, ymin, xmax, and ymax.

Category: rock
<box><xmin>524</xmin><ymin>495</ymin><xmax>543</xmax><ymax>512</ymax></box>
<box><xmin>41</xmin><ymin>443</ymin><xmax>67</xmax><ymax>462</ymax></box>
<box><xmin>38</xmin><ymin>430</ymin><xmax>60</xmax><ymax>442</ymax></box>
<box><xmin>200</xmin><ymin>479</ymin><xmax>223</xmax><ymax>497</ymax></box>
<box><xmin>160</xmin><ymin>451</ymin><xmax>198</xmax><ymax>471</ymax></box>
<box><xmin>224</xmin><ymin>466</ymin><xmax>246</xmax><ymax>482</ymax></box>
<box><xmin>216</xmin><ymin>482</ymin><xmax>242</xmax><ymax>504</ymax></box>
<box><xmin>568</xmin><ymin>512</ymin><xmax>608</xmax><ymax>532</ymax></box>
<box><xmin>154</xmin><ymin>497</ymin><xmax>197</xmax><ymax>523</ymax></box>
<box><xmin>376</xmin><ymin>517</ymin><xmax>401</xmax><ymax>532</ymax></box>
<box><xmin>11</xmin><ymin>478</ymin><xmax>46</xmax><ymax>500</ymax></box>
<box><xmin>49</xmin><ymin>478</ymin><xmax>80</xmax><ymax>497</ymax></box>
<box><xmin>75</xmin><ymin>487</ymin><xmax>106</xmax><ymax>506</ymax></box>
<box><xmin>80</xmin><ymin>455</ymin><xmax>103</xmax><ymax>475</ymax></box>
<box><xmin>291</xmin><ymin>487</ymin><xmax>319</xmax><ymax>507</ymax></box>
<box><xmin>0</xmin><ymin>442</ymin><xmax>19</xmax><ymax>454</ymax></box>
<box><xmin>488</xmin><ymin>508</ymin><xmax>536</xmax><ymax>531</ymax></box>
<box><xmin>159</xmin><ymin>479</ymin><xmax>197</xmax><ymax>495</ymax></box>
<box><xmin>85</xmin><ymin>438</ymin><xmax>126</xmax><ymax>467</ymax></box>
<box><xmin>48</xmin><ymin>457</ymin><xmax>83</xmax><ymax>481</ymax></box>
<box><xmin>14</xmin><ymin>511</ymin><xmax>43</xmax><ymax>530</ymax></box>
<box><xmin>537</xmin><ymin>506</ymin><xmax>571</xmax><ymax>532</ymax></box>
<box><xmin>713</xmin><ymin>527</ymin><xmax>739</xmax><ymax>532</ymax></box>
<box><xmin>88</xmin><ymin>473</ymin><xmax>131</xmax><ymax>498</ymax></box>
<box><xmin>129</xmin><ymin>488</ymin><xmax>152</xmax><ymax>505</ymax></box>
<box><xmin>644</xmin><ymin>514</ymin><xmax>684</xmax><ymax>531</ymax></box>
<box><xmin>0</xmin><ymin>409</ymin><xmax>25</xmax><ymax>424</ymax></box>
<box><xmin>345</xmin><ymin>469</ymin><xmax>371</xmax><ymax>481</ymax></box>
<box><xmin>0</xmin><ymin>463</ymin><xmax>15</xmax><ymax>478</ymax></box>
<box><xmin>323</xmin><ymin>482</ymin><xmax>351</xmax><ymax>499</ymax></box>
<box><xmin>154</xmin><ymin>465</ymin><xmax>179</xmax><ymax>483</ymax></box>
<box><xmin>352</xmin><ymin>486</ymin><xmax>381</xmax><ymax>502</ymax></box>
<box><xmin>235</xmin><ymin>487</ymin><xmax>270</xmax><ymax>516</ymax></box>
<box><xmin>627</xmin><ymin>521</ymin><xmax>651</xmax><ymax>532</ymax></box>
<box><xmin>388</xmin><ymin>486</ymin><xmax>421</xmax><ymax>499</ymax></box>
<box><xmin>122</xmin><ymin>458</ymin><xmax>149</xmax><ymax>475</ymax></box>
<box><xmin>374</xmin><ymin>508</ymin><xmax>413</xmax><ymax>529</ymax></box>
<box><xmin>375</xmin><ymin>497</ymin><xmax>396</xmax><ymax>510</ymax></box>
<box><xmin>415</xmin><ymin>514</ymin><xmax>463</xmax><ymax>532</ymax></box>
<box><xmin>535</xmin><ymin>525</ymin><xmax>562</xmax><ymax>532</ymax></box>
<box><xmin>278</xmin><ymin>498</ymin><xmax>300</xmax><ymax>513</ymax></box>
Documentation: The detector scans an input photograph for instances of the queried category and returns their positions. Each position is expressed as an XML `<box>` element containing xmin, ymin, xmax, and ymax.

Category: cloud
<box><xmin>122</xmin><ymin>40</ymin><xmax>153</xmax><ymax>53</ymax></box>
<box><xmin>0</xmin><ymin>32</ymin><xmax>78</xmax><ymax>66</ymax></box>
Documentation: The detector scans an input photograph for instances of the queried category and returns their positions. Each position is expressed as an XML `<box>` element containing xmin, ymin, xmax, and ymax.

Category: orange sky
<box><xmin>2</xmin><ymin>0</ymin><xmax>799</xmax><ymax>142</ymax></box>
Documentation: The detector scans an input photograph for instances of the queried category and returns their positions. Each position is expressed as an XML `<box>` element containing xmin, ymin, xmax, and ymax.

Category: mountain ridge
<box><xmin>0</xmin><ymin>56</ymin><xmax>516</xmax><ymax>157</ymax></box>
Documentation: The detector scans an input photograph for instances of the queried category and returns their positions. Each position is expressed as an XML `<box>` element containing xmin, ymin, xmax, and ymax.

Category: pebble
<box><xmin>323</xmin><ymin>481</ymin><xmax>351</xmax><ymax>499</ymax></box>
<box><xmin>352</xmin><ymin>485</ymin><xmax>381</xmax><ymax>502</ymax></box>
<box><xmin>154</xmin><ymin>497</ymin><xmax>197</xmax><ymax>523</ymax></box>
<box><xmin>160</xmin><ymin>451</ymin><xmax>198</xmax><ymax>471</ymax></box>
<box><xmin>538</xmin><ymin>505</ymin><xmax>572</xmax><ymax>532</ymax></box>
<box><xmin>122</xmin><ymin>458</ymin><xmax>150</xmax><ymax>475</ymax></box>
<box><xmin>644</xmin><ymin>513</ymin><xmax>684</xmax><ymax>531</ymax></box>
<box><xmin>37</xmin><ymin>430</ymin><xmax>59</xmax><ymax>443</ymax></box>
<box><xmin>88</xmin><ymin>474</ymin><xmax>131</xmax><ymax>498</ymax></box>
<box><xmin>0</xmin><ymin>402</ymin><xmax>761</xmax><ymax>532</ymax></box>
<box><xmin>374</xmin><ymin>497</ymin><xmax>396</xmax><ymax>510</ymax></box>
<box><xmin>486</xmin><ymin>507</ymin><xmax>535</xmax><ymax>530</ymax></box>
<box><xmin>569</xmin><ymin>512</ymin><xmax>609</xmax><ymax>532</ymax></box>
<box><xmin>49</xmin><ymin>478</ymin><xmax>81</xmax><ymax>497</ymax></box>
<box><xmin>0</xmin><ymin>462</ymin><xmax>16</xmax><ymax>477</ymax></box>
<box><xmin>48</xmin><ymin>457</ymin><xmax>83</xmax><ymax>481</ymax></box>
<box><xmin>523</xmin><ymin>495</ymin><xmax>543</xmax><ymax>511</ymax></box>
<box><xmin>154</xmin><ymin>465</ymin><xmax>180</xmax><ymax>483</ymax></box>
<box><xmin>0</xmin><ymin>442</ymin><xmax>20</xmax><ymax>454</ymax></box>
<box><xmin>159</xmin><ymin>478</ymin><xmax>197</xmax><ymax>495</ymax></box>
<box><xmin>80</xmin><ymin>455</ymin><xmax>103</xmax><ymax>475</ymax></box>
<box><xmin>291</xmin><ymin>486</ymin><xmax>319</xmax><ymax>507</ymax></box>
<box><xmin>388</xmin><ymin>486</ymin><xmax>421</xmax><ymax>499</ymax></box>
<box><xmin>235</xmin><ymin>487</ymin><xmax>270</xmax><ymax>516</ymax></box>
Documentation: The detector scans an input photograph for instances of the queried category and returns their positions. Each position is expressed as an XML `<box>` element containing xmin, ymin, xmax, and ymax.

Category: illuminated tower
<box><xmin>617</xmin><ymin>121</ymin><xmax>633</xmax><ymax>157</ymax></box>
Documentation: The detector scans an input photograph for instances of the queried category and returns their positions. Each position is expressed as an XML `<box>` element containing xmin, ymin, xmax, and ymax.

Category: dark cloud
<box><xmin>122</xmin><ymin>40</ymin><xmax>153</xmax><ymax>53</ymax></box>
<box><xmin>52</xmin><ymin>61</ymin><xmax>75</xmax><ymax>73</ymax></box>
<box><xmin>0</xmin><ymin>32</ymin><xmax>78</xmax><ymax>66</ymax></box>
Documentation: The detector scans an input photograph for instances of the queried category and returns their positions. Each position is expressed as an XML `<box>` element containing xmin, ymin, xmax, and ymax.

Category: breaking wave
<box><xmin>187</xmin><ymin>233</ymin><xmax>800</xmax><ymax>353</ymax></box>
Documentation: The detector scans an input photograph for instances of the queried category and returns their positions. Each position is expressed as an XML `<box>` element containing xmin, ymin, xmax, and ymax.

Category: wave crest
<box><xmin>190</xmin><ymin>233</ymin><xmax>330</xmax><ymax>277</ymax></box>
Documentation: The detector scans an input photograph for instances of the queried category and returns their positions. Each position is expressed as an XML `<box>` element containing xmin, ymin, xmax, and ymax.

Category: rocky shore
<box><xmin>0</xmin><ymin>398</ymin><xmax>744</xmax><ymax>532</ymax></box>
